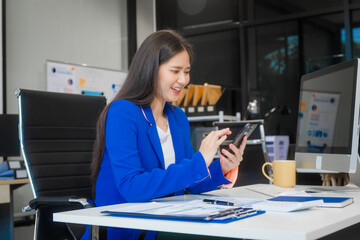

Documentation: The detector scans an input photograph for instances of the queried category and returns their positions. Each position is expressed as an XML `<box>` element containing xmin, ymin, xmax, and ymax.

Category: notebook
<box><xmin>268</xmin><ymin>196</ymin><xmax>354</xmax><ymax>208</ymax></box>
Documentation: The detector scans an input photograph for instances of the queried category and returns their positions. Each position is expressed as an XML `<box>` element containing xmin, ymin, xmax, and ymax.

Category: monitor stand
<box><xmin>303</xmin><ymin>155</ymin><xmax>360</xmax><ymax>192</ymax></box>
<box><xmin>349</xmin><ymin>154</ymin><xmax>360</xmax><ymax>187</ymax></box>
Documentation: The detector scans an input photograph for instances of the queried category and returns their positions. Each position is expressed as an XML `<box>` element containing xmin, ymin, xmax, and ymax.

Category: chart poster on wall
<box><xmin>297</xmin><ymin>91</ymin><xmax>340</xmax><ymax>151</ymax></box>
<box><xmin>46</xmin><ymin>60</ymin><xmax>127</xmax><ymax>101</ymax></box>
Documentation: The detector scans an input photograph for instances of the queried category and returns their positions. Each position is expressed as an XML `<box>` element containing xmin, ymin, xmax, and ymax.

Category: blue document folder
<box><xmin>101</xmin><ymin>201</ymin><xmax>265</xmax><ymax>223</ymax></box>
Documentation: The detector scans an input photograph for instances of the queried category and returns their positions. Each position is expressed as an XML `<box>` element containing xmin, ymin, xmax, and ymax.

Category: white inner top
<box><xmin>157</xmin><ymin>122</ymin><xmax>175</xmax><ymax>169</ymax></box>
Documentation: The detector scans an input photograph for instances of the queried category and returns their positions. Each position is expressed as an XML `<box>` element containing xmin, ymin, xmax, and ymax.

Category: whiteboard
<box><xmin>46</xmin><ymin>60</ymin><xmax>127</xmax><ymax>102</ymax></box>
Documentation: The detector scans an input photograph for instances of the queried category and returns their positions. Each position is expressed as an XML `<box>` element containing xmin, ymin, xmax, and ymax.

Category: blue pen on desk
<box><xmin>203</xmin><ymin>199</ymin><xmax>237</xmax><ymax>206</ymax></box>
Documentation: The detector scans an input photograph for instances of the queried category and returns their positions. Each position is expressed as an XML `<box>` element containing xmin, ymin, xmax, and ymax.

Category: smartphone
<box><xmin>225</xmin><ymin>123</ymin><xmax>258</xmax><ymax>154</ymax></box>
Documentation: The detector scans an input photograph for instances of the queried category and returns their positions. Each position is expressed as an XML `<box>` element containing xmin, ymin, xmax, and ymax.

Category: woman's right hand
<box><xmin>199</xmin><ymin>128</ymin><xmax>231</xmax><ymax>167</ymax></box>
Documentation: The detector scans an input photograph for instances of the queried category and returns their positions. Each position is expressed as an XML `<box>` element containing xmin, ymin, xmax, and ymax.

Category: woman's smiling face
<box><xmin>155</xmin><ymin>49</ymin><xmax>191</xmax><ymax>103</ymax></box>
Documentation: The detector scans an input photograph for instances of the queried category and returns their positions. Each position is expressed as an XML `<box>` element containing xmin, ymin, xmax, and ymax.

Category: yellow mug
<box><xmin>262</xmin><ymin>160</ymin><xmax>296</xmax><ymax>188</ymax></box>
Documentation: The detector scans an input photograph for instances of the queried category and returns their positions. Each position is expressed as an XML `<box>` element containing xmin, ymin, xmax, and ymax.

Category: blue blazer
<box><xmin>82</xmin><ymin>100</ymin><xmax>231</xmax><ymax>240</ymax></box>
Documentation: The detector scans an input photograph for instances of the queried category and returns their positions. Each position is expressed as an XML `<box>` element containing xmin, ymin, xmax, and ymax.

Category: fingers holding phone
<box><xmin>220</xmin><ymin>123</ymin><xmax>258</xmax><ymax>173</ymax></box>
<box><xmin>220</xmin><ymin>136</ymin><xmax>247</xmax><ymax>173</ymax></box>
<box><xmin>199</xmin><ymin>128</ymin><xmax>232</xmax><ymax>167</ymax></box>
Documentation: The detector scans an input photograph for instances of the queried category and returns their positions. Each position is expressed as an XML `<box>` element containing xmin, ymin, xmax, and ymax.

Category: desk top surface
<box><xmin>54</xmin><ymin>184</ymin><xmax>360</xmax><ymax>240</ymax></box>
<box><xmin>0</xmin><ymin>178</ymin><xmax>29</xmax><ymax>185</ymax></box>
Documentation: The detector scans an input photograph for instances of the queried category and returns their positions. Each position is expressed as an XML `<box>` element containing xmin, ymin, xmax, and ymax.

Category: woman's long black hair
<box><xmin>91</xmin><ymin>30</ymin><xmax>193</xmax><ymax>198</ymax></box>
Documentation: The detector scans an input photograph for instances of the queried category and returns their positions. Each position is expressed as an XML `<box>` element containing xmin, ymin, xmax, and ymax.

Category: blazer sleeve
<box><xmin>105</xmin><ymin>101</ymin><xmax>211</xmax><ymax>202</ymax></box>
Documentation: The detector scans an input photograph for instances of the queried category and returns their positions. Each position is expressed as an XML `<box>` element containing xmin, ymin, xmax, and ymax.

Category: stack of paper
<box><xmin>252</xmin><ymin>199</ymin><xmax>324</xmax><ymax>212</ymax></box>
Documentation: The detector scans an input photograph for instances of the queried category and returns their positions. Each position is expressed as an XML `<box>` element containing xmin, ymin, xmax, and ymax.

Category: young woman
<box><xmin>83</xmin><ymin>30</ymin><xmax>247</xmax><ymax>240</ymax></box>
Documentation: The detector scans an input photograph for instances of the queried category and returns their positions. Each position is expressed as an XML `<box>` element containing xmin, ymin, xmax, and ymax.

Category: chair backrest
<box><xmin>15</xmin><ymin>89</ymin><xmax>106</xmax><ymax>199</ymax></box>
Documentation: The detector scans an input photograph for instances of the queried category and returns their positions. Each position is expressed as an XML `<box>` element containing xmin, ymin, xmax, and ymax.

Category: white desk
<box><xmin>0</xmin><ymin>179</ymin><xmax>30</xmax><ymax>240</ymax></box>
<box><xmin>53</xmin><ymin>184</ymin><xmax>360</xmax><ymax>240</ymax></box>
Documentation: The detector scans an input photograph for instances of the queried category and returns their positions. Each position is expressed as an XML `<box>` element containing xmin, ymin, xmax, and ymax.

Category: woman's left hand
<box><xmin>220</xmin><ymin>136</ymin><xmax>247</xmax><ymax>173</ymax></box>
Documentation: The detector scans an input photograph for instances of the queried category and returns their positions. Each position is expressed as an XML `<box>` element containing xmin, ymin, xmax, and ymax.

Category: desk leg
<box><xmin>90</xmin><ymin>225</ymin><xmax>99</xmax><ymax>240</ymax></box>
<box><xmin>0</xmin><ymin>202</ymin><xmax>13</xmax><ymax>240</ymax></box>
<box><xmin>0</xmin><ymin>184</ymin><xmax>12</xmax><ymax>240</ymax></box>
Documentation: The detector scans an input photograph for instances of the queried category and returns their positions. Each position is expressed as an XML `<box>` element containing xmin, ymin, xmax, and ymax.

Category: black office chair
<box><xmin>15</xmin><ymin>89</ymin><xmax>106</xmax><ymax>240</ymax></box>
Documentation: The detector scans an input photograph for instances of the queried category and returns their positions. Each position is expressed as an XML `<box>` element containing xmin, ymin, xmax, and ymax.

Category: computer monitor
<box><xmin>295</xmin><ymin>59</ymin><xmax>360</xmax><ymax>175</ymax></box>
<box><xmin>0</xmin><ymin>114</ymin><xmax>20</xmax><ymax>156</ymax></box>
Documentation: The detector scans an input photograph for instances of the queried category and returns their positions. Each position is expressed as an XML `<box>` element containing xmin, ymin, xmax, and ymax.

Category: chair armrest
<box><xmin>23</xmin><ymin>196</ymin><xmax>95</xmax><ymax>212</ymax></box>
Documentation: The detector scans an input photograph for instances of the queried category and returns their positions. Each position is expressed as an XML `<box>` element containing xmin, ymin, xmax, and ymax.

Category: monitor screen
<box><xmin>0</xmin><ymin>114</ymin><xmax>20</xmax><ymax>156</ymax></box>
<box><xmin>295</xmin><ymin>59</ymin><xmax>360</xmax><ymax>173</ymax></box>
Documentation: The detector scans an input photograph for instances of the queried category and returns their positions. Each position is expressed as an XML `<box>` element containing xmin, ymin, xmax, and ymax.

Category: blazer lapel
<box><xmin>142</xmin><ymin>106</ymin><xmax>165</xmax><ymax>169</ymax></box>
<box><xmin>165</xmin><ymin>104</ymin><xmax>184</xmax><ymax>164</ymax></box>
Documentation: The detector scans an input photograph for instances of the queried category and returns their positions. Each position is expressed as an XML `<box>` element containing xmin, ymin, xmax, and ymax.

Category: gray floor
<box><xmin>13</xmin><ymin>183</ymin><xmax>35</xmax><ymax>240</ymax></box>
<box><xmin>14</xmin><ymin>224</ymin><xmax>34</xmax><ymax>240</ymax></box>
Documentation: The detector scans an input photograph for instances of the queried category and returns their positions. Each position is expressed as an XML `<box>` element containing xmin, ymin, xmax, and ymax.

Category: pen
<box><xmin>205</xmin><ymin>207</ymin><xmax>240</xmax><ymax>220</ymax></box>
<box><xmin>203</xmin><ymin>199</ymin><xmax>237</xmax><ymax>206</ymax></box>
<box><xmin>204</xmin><ymin>207</ymin><xmax>256</xmax><ymax>220</ymax></box>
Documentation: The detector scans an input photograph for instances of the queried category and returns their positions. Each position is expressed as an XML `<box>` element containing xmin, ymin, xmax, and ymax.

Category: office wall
<box><xmin>136</xmin><ymin>0</ymin><xmax>156</xmax><ymax>47</ymax></box>
<box><xmin>0</xmin><ymin>0</ymin><xmax>2</xmax><ymax>114</ymax></box>
<box><xmin>0</xmin><ymin>1</ymin><xmax>3</xmax><ymax>163</ymax></box>
<box><xmin>5</xmin><ymin>0</ymin><xmax>128</xmax><ymax>114</ymax></box>
<box><xmin>4</xmin><ymin>0</ymin><xmax>127</xmax><ymax>218</ymax></box>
